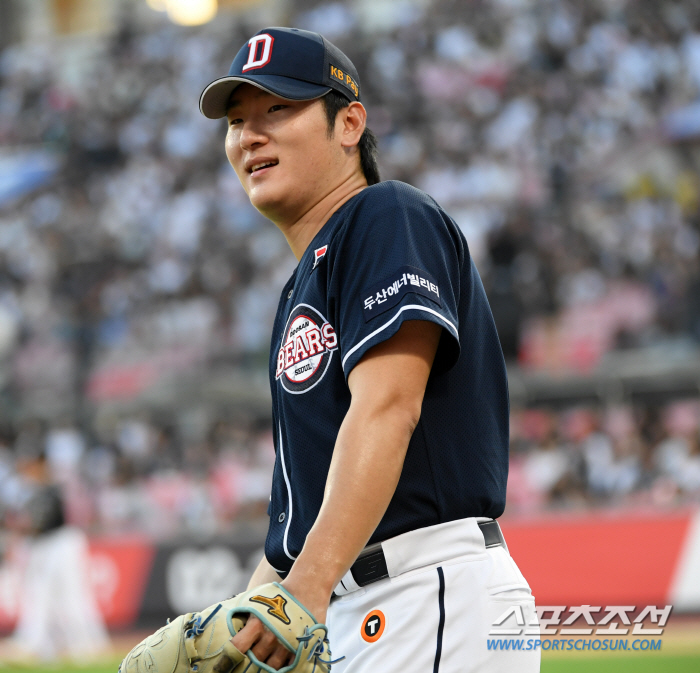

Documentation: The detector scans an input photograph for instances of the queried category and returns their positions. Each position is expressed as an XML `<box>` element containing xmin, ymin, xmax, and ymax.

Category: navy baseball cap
<box><xmin>199</xmin><ymin>27</ymin><xmax>361</xmax><ymax>119</ymax></box>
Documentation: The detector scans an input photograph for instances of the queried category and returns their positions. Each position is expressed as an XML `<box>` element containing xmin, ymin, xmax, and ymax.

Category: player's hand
<box><xmin>231</xmin><ymin>614</ymin><xmax>293</xmax><ymax>671</ymax></box>
<box><xmin>229</xmin><ymin>579</ymin><xmax>331</xmax><ymax>671</ymax></box>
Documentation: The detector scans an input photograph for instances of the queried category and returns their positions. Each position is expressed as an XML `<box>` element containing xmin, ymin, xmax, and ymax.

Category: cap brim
<box><xmin>199</xmin><ymin>75</ymin><xmax>331</xmax><ymax>119</ymax></box>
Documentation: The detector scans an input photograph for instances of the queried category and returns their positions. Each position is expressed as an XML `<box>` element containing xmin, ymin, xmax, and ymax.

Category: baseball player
<box><xmin>6</xmin><ymin>475</ymin><xmax>109</xmax><ymax>661</ymax></box>
<box><xmin>198</xmin><ymin>27</ymin><xmax>540</xmax><ymax>672</ymax></box>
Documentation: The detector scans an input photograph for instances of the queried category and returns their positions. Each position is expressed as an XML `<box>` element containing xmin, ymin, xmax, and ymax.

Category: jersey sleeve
<box><xmin>331</xmin><ymin>183</ymin><xmax>463</xmax><ymax>378</ymax></box>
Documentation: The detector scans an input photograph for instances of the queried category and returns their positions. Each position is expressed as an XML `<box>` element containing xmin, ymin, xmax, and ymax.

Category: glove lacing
<box><xmin>297</xmin><ymin>625</ymin><xmax>345</xmax><ymax>670</ymax></box>
<box><xmin>185</xmin><ymin>602</ymin><xmax>223</xmax><ymax>640</ymax></box>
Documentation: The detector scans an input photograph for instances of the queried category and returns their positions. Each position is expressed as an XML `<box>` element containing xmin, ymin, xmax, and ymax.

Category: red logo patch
<box><xmin>313</xmin><ymin>245</ymin><xmax>328</xmax><ymax>269</ymax></box>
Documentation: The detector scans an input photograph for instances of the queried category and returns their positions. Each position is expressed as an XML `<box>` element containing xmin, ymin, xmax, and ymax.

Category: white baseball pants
<box><xmin>327</xmin><ymin>518</ymin><xmax>540</xmax><ymax>672</ymax></box>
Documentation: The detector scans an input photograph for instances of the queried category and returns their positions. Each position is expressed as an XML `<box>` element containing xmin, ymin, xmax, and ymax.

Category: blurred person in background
<box><xmin>655</xmin><ymin>401</ymin><xmax>700</xmax><ymax>497</ymax></box>
<box><xmin>0</xmin><ymin>0</ymin><xmax>698</xmax><ymax>550</ymax></box>
<box><xmin>0</xmin><ymin>450</ymin><xmax>109</xmax><ymax>662</ymax></box>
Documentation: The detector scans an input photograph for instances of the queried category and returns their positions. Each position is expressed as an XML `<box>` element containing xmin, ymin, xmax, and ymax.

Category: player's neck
<box><xmin>278</xmin><ymin>173</ymin><xmax>367</xmax><ymax>261</ymax></box>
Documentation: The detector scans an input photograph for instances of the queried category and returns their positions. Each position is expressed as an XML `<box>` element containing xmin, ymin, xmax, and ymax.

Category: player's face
<box><xmin>225</xmin><ymin>84</ymin><xmax>340</xmax><ymax>222</ymax></box>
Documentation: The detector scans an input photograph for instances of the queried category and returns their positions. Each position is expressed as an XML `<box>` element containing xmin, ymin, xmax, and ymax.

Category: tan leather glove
<box><xmin>119</xmin><ymin>582</ymin><xmax>339</xmax><ymax>673</ymax></box>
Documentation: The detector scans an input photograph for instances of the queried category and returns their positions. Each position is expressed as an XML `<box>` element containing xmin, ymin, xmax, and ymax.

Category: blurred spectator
<box><xmin>1</xmin><ymin>0</ymin><xmax>700</xmax><ymax>392</ymax></box>
<box><xmin>0</xmin><ymin>400</ymin><xmax>692</xmax><ymax>533</ymax></box>
<box><xmin>0</xmin><ymin>0</ymin><xmax>699</xmax><ymax>533</ymax></box>
<box><xmin>506</xmin><ymin>399</ymin><xmax>700</xmax><ymax>513</ymax></box>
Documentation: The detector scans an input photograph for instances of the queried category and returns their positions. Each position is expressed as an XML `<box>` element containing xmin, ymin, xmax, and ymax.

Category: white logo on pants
<box><xmin>242</xmin><ymin>34</ymin><xmax>274</xmax><ymax>71</ymax></box>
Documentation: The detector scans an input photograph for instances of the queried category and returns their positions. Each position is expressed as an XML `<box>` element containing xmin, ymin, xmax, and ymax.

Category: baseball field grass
<box><xmin>1</xmin><ymin>620</ymin><xmax>698</xmax><ymax>672</ymax></box>
<box><xmin>0</xmin><ymin>662</ymin><xmax>121</xmax><ymax>672</ymax></box>
<box><xmin>1</xmin><ymin>652</ymin><xmax>699</xmax><ymax>672</ymax></box>
<box><xmin>542</xmin><ymin>652</ymin><xmax>700</xmax><ymax>672</ymax></box>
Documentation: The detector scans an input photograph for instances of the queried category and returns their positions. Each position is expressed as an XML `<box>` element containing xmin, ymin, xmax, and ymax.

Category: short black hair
<box><xmin>27</xmin><ymin>485</ymin><xmax>65</xmax><ymax>535</ymax></box>
<box><xmin>321</xmin><ymin>91</ymin><xmax>381</xmax><ymax>186</ymax></box>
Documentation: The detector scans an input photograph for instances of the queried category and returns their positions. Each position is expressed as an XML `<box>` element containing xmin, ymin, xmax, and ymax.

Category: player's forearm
<box><xmin>283</xmin><ymin>397</ymin><xmax>418</xmax><ymax>606</ymax></box>
<box><xmin>247</xmin><ymin>554</ymin><xmax>282</xmax><ymax>589</ymax></box>
<box><xmin>281</xmin><ymin>321</ymin><xmax>439</xmax><ymax>622</ymax></box>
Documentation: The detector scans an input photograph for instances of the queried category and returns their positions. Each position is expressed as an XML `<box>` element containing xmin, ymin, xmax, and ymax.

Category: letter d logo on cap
<box><xmin>242</xmin><ymin>34</ymin><xmax>274</xmax><ymax>71</ymax></box>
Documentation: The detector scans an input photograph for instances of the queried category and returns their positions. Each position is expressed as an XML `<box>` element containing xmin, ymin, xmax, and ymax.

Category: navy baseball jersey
<box><xmin>265</xmin><ymin>180</ymin><xmax>509</xmax><ymax>576</ymax></box>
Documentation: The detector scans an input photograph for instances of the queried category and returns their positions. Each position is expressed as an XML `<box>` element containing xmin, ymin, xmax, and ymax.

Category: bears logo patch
<box><xmin>276</xmin><ymin>304</ymin><xmax>338</xmax><ymax>394</ymax></box>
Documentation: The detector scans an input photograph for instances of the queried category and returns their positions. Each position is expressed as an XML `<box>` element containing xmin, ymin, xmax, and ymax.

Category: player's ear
<box><xmin>339</xmin><ymin>102</ymin><xmax>366</xmax><ymax>149</ymax></box>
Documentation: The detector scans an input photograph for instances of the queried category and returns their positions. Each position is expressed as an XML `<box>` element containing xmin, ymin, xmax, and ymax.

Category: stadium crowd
<box><xmin>1</xmin><ymin>399</ymin><xmax>699</xmax><ymax>537</ymax></box>
<box><xmin>1</xmin><ymin>0</ymin><xmax>700</xmax><ymax>535</ymax></box>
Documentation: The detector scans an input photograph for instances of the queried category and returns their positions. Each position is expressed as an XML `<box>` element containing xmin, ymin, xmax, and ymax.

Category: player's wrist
<box><xmin>280</xmin><ymin>571</ymin><xmax>333</xmax><ymax>624</ymax></box>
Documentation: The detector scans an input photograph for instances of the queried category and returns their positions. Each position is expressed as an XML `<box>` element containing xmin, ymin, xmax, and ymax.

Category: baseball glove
<box><xmin>119</xmin><ymin>582</ymin><xmax>339</xmax><ymax>673</ymax></box>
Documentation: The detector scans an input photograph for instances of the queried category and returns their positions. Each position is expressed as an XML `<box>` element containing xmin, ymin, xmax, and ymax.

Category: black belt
<box><xmin>348</xmin><ymin>520</ymin><xmax>506</xmax><ymax>589</ymax></box>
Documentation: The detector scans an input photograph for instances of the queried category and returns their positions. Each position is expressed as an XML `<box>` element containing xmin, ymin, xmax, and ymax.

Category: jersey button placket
<box><xmin>278</xmin><ymin>512</ymin><xmax>286</xmax><ymax>522</ymax></box>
